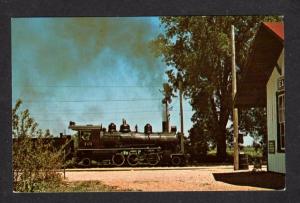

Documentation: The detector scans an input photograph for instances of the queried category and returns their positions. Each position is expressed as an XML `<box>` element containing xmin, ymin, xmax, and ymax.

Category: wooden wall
<box><xmin>266</xmin><ymin>50</ymin><xmax>285</xmax><ymax>173</ymax></box>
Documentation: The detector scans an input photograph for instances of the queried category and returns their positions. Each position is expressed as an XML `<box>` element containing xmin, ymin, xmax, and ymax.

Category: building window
<box><xmin>277</xmin><ymin>92</ymin><xmax>285</xmax><ymax>152</ymax></box>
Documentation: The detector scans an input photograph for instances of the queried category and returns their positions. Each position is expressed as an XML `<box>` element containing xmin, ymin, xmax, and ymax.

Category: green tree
<box><xmin>12</xmin><ymin>99</ymin><xmax>64</xmax><ymax>192</ymax></box>
<box><xmin>161</xmin><ymin>83</ymin><xmax>176</xmax><ymax>131</ymax></box>
<box><xmin>153</xmin><ymin>16</ymin><xmax>282</xmax><ymax>161</ymax></box>
<box><xmin>188</xmin><ymin>123</ymin><xmax>210</xmax><ymax>161</ymax></box>
<box><xmin>161</xmin><ymin>83</ymin><xmax>174</xmax><ymax>105</ymax></box>
<box><xmin>239</xmin><ymin>107</ymin><xmax>267</xmax><ymax>157</ymax></box>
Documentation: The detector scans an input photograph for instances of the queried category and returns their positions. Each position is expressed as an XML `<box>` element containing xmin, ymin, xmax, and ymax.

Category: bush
<box><xmin>12</xmin><ymin>99</ymin><xmax>64</xmax><ymax>192</ymax></box>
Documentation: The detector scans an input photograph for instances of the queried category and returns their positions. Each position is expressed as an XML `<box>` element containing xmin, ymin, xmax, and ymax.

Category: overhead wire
<box><xmin>13</xmin><ymin>98</ymin><xmax>162</xmax><ymax>103</ymax></box>
<box><xmin>13</xmin><ymin>84</ymin><xmax>163</xmax><ymax>88</ymax></box>
<box><xmin>30</xmin><ymin>109</ymin><xmax>193</xmax><ymax>115</ymax></box>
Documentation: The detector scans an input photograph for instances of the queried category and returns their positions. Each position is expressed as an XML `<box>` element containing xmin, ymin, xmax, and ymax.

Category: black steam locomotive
<box><xmin>68</xmin><ymin>119</ymin><xmax>188</xmax><ymax>167</ymax></box>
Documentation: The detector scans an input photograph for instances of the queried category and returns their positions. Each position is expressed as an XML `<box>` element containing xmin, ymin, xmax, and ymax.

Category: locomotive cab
<box><xmin>69</xmin><ymin>122</ymin><xmax>102</xmax><ymax>147</ymax></box>
<box><xmin>78</xmin><ymin>129</ymin><xmax>102</xmax><ymax>148</ymax></box>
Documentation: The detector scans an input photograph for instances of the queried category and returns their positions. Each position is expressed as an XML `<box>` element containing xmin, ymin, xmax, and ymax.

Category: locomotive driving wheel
<box><xmin>112</xmin><ymin>153</ymin><xmax>125</xmax><ymax>167</ymax></box>
<box><xmin>127</xmin><ymin>153</ymin><xmax>139</xmax><ymax>166</ymax></box>
<box><xmin>146</xmin><ymin>153</ymin><xmax>160</xmax><ymax>166</ymax></box>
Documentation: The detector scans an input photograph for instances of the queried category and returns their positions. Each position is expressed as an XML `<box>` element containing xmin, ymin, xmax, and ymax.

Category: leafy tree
<box><xmin>239</xmin><ymin>107</ymin><xmax>267</xmax><ymax>157</ymax></box>
<box><xmin>153</xmin><ymin>16</ymin><xmax>282</xmax><ymax>161</ymax></box>
<box><xmin>12</xmin><ymin>99</ymin><xmax>64</xmax><ymax>192</ymax></box>
<box><xmin>161</xmin><ymin>83</ymin><xmax>174</xmax><ymax>104</ymax></box>
<box><xmin>188</xmin><ymin>123</ymin><xmax>210</xmax><ymax>161</ymax></box>
<box><xmin>161</xmin><ymin>83</ymin><xmax>176</xmax><ymax>131</ymax></box>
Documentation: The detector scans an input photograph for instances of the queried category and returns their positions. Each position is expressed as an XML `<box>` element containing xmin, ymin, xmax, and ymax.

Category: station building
<box><xmin>235</xmin><ymin>22</ymin><xmax>285</xmax><ymax>173</ymax></box>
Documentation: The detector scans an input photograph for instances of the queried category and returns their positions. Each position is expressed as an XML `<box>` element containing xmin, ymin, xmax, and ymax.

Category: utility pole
<box><xmin>165</xmin><ymin>99</ymin><xmax>169</xmax><ymax>132</ymax></box>
<box><xmin>162</xmin><ymin>83</ymin><xmax>171</xmax><ymax>133</ymax></box>
<box><xmin>63</xmin><ymin>149</ymin><xmax>66</xmax><ymax>179</ymax></box>
<box><xmin>179</xmin><ymin>80</ymin><xmax>184</xmax><ymax>153</ymax></box>
<box><xmin>232</xmin><ymin>25</ymin><xmax>239</xmax><ymax>170</ymax></box>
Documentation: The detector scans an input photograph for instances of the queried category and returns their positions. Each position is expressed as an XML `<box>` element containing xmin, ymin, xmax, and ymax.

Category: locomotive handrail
<box><xmin>76</xmin><ymin>146</ymin><xmax>162</xmax><ymax>151</ymax></box>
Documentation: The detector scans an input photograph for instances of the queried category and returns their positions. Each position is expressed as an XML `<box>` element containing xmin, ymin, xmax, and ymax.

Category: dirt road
<box><xmin>63</xmin><ymin>165</ymin><xmax>285</xmax><ymax>191</ymax></box>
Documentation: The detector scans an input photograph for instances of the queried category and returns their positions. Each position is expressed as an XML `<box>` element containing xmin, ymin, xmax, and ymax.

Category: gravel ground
<box><xmin>63</xmin><ymin>165</ymin><xmax>284</xmax><ymax>191</ymax></box>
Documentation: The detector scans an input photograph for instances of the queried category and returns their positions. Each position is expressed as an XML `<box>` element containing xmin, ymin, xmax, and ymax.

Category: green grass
<box><xmin>15</xmin><ymin>178</ymin><xmax>138</xmax><ymax>192</ymax></box>
<box><xmin>208</xmin><ymin>147</ymin><xmax>262</xmax><ymax>157</ymax></box>
<box><xmin>243</xmin><ymin>147</ymin><xmax>263</xmax><ymax>157</ymax></box>
<box><xmin>204</xmin><ymin>147</ymin><xmax>263</xmax><ymax>163</ymax></box>
<box><xmin>44</xmin><ymin>181</ymin><xmax>137</xmax><ymax>192</ymax></box>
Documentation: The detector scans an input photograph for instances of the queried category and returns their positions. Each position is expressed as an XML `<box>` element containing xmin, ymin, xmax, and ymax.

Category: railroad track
<box><xmin>63</xmin><ymin>165</ymin><xmax>241</xmax><ymax>172</ymax></box>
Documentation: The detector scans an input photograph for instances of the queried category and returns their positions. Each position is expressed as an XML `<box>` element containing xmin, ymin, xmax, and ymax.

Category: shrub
<box><xmin>12</xmin><ymin>99</ymin><xmax>64</xmax><ymax>192</ymax></box>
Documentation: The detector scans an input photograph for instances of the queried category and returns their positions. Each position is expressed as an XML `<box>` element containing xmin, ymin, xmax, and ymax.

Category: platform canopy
<box><xmin>234</xmin><ymin>22</ymin><xmax>284</xmax><ymax>108</ymax></box>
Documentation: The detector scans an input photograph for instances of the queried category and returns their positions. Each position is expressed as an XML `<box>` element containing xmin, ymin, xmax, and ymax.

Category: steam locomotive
<box><xmin>67</xmin><ymin>119</ymin><xmax>188</xmax><ymax>167</ymax></box>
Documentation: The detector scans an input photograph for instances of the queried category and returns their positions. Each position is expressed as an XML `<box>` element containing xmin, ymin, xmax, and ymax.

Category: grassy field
<box><xmin>204</xmin><ymin>146</ymin><xmax>264</xmax><ymax>164</ymax></box>
<box><xmin>43</xmin><ymin>181</ymin><xmax>136</xmax><ymax>192</ymax></box>
<box><xmin>229</xmin><ymin>146</ymin><xmax>262</xmax><ymax>157</ymax></box>
<box><xmin>208</xmin><ymin>147</ymin><xmax>263</xmax><ymax>157</ymax></box>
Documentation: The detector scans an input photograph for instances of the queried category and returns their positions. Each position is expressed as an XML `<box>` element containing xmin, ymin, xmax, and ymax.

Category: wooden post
<box><xmin>63</xmin><ymin>149</ymin><xmax>66</xmax><ymax>179</ymax></box>
<box><xmin>232</xmin><ymin>25</ymin><xmax>239</xmax><ymax>170</ymax></box>
<box><xmin>165</xmin><ymin>101</ymin><xmax>169</xmax><ymax>132</ymax></box>
<box><xmin>179</xmin><ymin>81</ymin><xmax>184</xmax><ymax>153</ymax></box>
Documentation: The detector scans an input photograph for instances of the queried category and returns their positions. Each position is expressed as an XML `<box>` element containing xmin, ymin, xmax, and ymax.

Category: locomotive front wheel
<box><xmin>171</xmin><ymin>156</ymin><xmax>182</xmax><ymax>166</ymax></box>
<box><xmin>81</xmin><ymin>158</ymin><xmax>91</xmax><ymax>168</ymax></box>
<box><xmin>127</xmin><ymin>153</ymin><xmax>139</xmax><ymax>166</ymax></box>
<box><xmin>147</xmin><ymin>153</ymin><xmax>160</xmax><ymax>166</ymax></box>
<box><xmin>112</xmin><ymin>153</ymin><xmax>125</xmax><ymax>167</ymax></box>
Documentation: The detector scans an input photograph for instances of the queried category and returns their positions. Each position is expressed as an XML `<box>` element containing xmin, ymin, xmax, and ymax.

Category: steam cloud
<box><xmin>12</xmin><ymin>17</ymin><xmax>166</xmax><ymax>135</ymax></box>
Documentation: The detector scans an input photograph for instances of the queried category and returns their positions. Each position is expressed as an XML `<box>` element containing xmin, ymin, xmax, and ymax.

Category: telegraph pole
<box><xmin>165</xmin><ymin>100</ymin><xmax>169</xmax><ymax>132</ymax></box>
<box><xmin>232</xmin><ymin>25</ymin><xmax>239</xmax><ymax>170</ymax></box>
<box><xmin>179</xmin><ymin>80</ymin><xmax>184</xmax><ymax>153</ymax></box>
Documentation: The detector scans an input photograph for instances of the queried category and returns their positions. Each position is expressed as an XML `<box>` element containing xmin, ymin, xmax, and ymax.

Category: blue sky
<box><xmin>11</xmin><ymin>17</ymin><xmax>254</xmax><ymax>145</ymax></box>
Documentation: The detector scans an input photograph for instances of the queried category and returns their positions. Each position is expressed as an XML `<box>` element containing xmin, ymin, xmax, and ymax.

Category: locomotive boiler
<box><xmin>69</xmin><ymin>119</ymin><xmax>187</xmax><ymax>167</ymax></box>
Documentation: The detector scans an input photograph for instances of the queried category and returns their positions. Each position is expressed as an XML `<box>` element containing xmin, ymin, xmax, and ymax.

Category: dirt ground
<box><xmin>63</xmin><ymin>165</ymin><xmax>285</xmax><ymax>191</ymax></box>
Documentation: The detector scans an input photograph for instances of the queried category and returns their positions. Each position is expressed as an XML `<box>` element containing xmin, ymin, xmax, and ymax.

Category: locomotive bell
<box><xmin>144</xmin><ymin>123</ymin><xmax>152</xmax><ymax>134</ymax></box>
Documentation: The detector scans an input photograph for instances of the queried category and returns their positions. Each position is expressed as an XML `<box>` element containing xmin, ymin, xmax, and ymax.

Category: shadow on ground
<box><xmin>213</xmin><ymin>171</ymin><xmax>285</xmax><ymax>190</ymax></box>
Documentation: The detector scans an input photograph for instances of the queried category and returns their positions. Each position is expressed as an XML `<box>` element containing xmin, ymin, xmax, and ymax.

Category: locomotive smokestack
<box><xmin>162</xmin><ymin>103</ymin><xmax>168</xmax><ymax>132</ymax></box>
